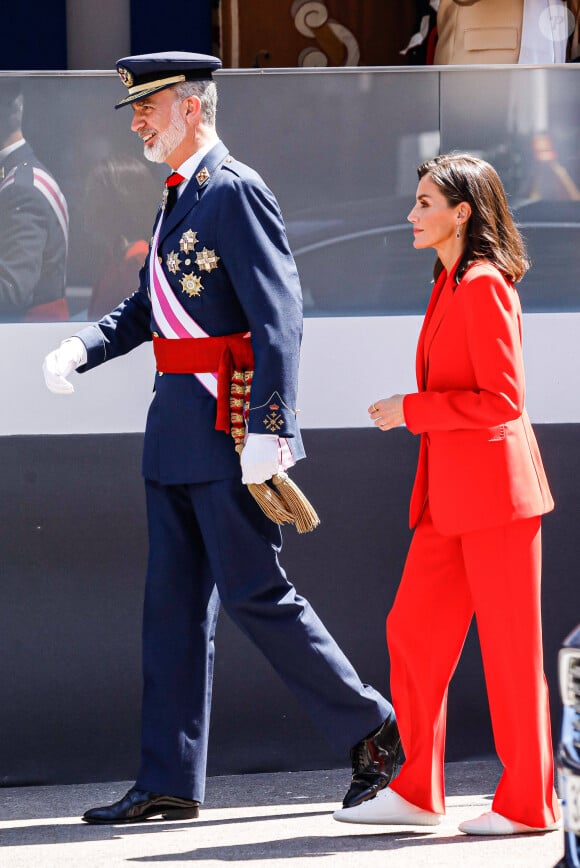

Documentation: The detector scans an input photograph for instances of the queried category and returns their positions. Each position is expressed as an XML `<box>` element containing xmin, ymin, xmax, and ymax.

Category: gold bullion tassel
<box><xmin>247</xmin><ymin>479</ymin><xmax>295</xmax><ymax>526</ymax></box>
<box><xmin>230</xmin><ymin>370</ymin><xmax>320</xmax><ymax>532</ymax></box>
<box><xmin>270</xmin><ymin>471</ymin><xmax>320</xmax><ymax>534</ymax></box>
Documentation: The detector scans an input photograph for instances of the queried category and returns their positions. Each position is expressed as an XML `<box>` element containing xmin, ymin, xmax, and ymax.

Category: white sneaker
<box><xmin>458</xmin><ymin>810</ymin><xmax>561</xmax><ymax>836</ymax></box>
<box><xmin>333</xmin><ymin>787</ymin><xmax>441</xmax><ymax>826</ymax></box>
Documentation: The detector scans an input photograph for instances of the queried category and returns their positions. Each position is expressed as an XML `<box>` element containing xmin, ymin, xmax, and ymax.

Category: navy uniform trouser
<box><xmin>135</xmin><ymin>476</ymin><xmax>392</xmax><ymax>802</ymax></box>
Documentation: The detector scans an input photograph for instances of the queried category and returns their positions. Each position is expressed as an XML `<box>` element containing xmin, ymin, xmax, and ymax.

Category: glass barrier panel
<box><xmin>0</xmin><ymin>67</ymin><xmax>577</xmax><ymax>323</ymax></box>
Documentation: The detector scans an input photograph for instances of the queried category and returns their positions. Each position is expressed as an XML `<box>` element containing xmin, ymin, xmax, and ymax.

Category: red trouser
<box><xmin>387</xmin><ymin>504</ymin><xmax>560</xmax><ymax>828</ymax></box>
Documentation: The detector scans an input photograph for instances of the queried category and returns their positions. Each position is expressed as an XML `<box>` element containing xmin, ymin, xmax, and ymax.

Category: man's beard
<box><xmin>143</xmin><ymin>102</ymin><xmax>187</xmax><ymax>163</ymax></box>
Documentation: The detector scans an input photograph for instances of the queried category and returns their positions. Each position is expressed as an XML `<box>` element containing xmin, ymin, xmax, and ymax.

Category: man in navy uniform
<box><xmin>42</xmin><ymin>52</ymin><xmax>402</xmax><ymax>824</ymax></box>
<box><xmin>0</xmin><ymin>81</ymin><xmax>69</xmax><ymax>321</ymax></box>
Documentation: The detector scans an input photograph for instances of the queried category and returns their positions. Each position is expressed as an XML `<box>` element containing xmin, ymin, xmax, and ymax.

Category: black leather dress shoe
<box><xmin>82</xmin><ymin>787</ymin><xmax>200</xmax><ymax>824</ymax></box>
<box><xmin>342</xmin><ymin>717</ymin><xmax>405</xmax><ymax>809</ymax></box>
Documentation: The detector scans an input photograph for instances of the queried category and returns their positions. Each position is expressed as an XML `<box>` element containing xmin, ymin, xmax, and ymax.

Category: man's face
<box><xmin>130</xmin><ymin>88</ymin><xmax>187</xmax><ymax>165</ymax></box>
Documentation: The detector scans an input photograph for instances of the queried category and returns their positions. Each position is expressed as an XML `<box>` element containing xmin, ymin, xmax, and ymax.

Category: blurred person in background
<box><xmin>85</xmin><ymin>157</ymin><xmax>159</xmax><ymax>320</ymax></box>
<box><xmin>435</xmin><ymin>0</ymin><xmax>579</xmax><ymax>64</ymax></box>
<box><xmin>0</xmin><ymin>80</ymin><xmax>69</xmax><ymax>321</ymax></box>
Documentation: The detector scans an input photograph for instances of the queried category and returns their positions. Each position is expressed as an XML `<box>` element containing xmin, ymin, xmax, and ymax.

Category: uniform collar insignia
<box><xmin>196</xmin><ymin>166</ymin><xmax>210</xmax><ymax>186</ymax></box>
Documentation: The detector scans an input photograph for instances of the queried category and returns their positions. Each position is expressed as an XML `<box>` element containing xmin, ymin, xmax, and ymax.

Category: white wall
<box><xmin>1</xmin><ymin>313</ymin><xmax>578</xmax><ymax>436</ymax></box>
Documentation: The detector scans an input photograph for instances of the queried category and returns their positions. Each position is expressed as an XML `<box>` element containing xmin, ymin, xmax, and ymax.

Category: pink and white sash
<box><xmin>149</xmin><ymin>214</ymin><xmax>218</xmax><ymax>398</ymax></box>
<box><xmin>0</xmin><ymin>165</ymin><xmax>69</xmax><ymax>247</ymax></box>
<box><xmin>149</xmin><ymin>210</ymin><xmax>295</xmax><ymax>469</ymax></box>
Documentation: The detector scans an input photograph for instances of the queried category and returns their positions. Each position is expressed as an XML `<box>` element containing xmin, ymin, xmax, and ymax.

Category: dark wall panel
<box><xmin>0</xmin><ymin>425</ymin><xmax>577</xmax><ymax>786</ymax></box>
<box><xmin>0</xmin><ymin>2</ymin><xmax>67</xmax><ymax>70</ymax></box>
<box><xmin>130</xmin><ymin>0</ymin><xmax>213</xmax><ymax>56</ymax></box>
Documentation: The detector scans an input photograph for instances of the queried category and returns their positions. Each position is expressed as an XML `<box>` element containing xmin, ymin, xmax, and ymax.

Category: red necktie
<box><xmin>164</xmin><ymin>172</ymin><xmax>185</xmax><ymax>216</ymax></box>
<box><xmin>165</xmin><ymin>172</ymin><xmax>185</xmax><ymax>187</ymax></box>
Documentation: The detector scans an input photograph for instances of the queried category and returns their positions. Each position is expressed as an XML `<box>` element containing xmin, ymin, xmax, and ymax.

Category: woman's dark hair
<box><xmin>417</xmin><ymin>152</ymin><xmax>529</xmax><ymax>284</ymax></box>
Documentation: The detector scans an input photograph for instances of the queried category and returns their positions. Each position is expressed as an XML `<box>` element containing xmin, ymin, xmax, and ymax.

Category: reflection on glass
<box><xmin>83</xmin><ymin>158</ymin><xmax>160</xmax><ymax>321</ymax></box>
<box><xmin>0</xmin><ymin>79</ymin><xmax>69</xmax><ymax>322</ymax></box>
<box><xmin>0</xmin><ymin>67</ymin><xmax>577</xmax><ymax>323</ymax></box>
<box><xmin>218</xmin><ymin>70</ymin><xmax>440</xmax><ymax>316</ymax></box>
<box><xmin>441</xmin><ymin>67</ymin><xmax>580</xmax><ymax>312</ymax></box>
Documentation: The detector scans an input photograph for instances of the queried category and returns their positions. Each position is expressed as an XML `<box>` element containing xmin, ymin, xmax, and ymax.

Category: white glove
<box><xmin>241</xmin><ymin>433</ymin><xmax>280</xmax><ymax>484</ymax></box>
<box><xmin>42</xmin><ymin>337</ymin><xmax>87</xmax><ymax>395</ymax></box>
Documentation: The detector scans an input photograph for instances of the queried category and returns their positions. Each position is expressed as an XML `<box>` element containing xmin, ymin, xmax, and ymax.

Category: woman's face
<box><xmin>407</xmin><ymin>173</ymin><xmax>463</xmax><ymax>252</ymax></box>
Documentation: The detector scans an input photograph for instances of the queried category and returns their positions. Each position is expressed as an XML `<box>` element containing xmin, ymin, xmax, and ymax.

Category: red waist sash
<box><xmin>152</xmin><ymin>333</ymin><xmax>254</xmax><ymax>434</ymax></box>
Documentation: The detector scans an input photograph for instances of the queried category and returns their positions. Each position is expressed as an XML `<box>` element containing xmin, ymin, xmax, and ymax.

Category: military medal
<box><xmin>161</xmin><ymin>187</ymin><xmax>169</xmax><ymax>210</ymax></box>
<box><xmin>166</xmin><ymin>250</ymin><xmax>182</xmax><ymax>274</ymax></box>
<box><xmin>195</xmin><ymin>247</ymin><xmax>220</xmax><ymax>273</ymax></box>
<box><xmin>179</xmin><ymin>229</ymin><xmax>198</xmax><ymax>252</ymax></box>
<box><xmin>180</xmin><ymin>273</ymin><xmax>203</xmax><ymax>297</ymax></box>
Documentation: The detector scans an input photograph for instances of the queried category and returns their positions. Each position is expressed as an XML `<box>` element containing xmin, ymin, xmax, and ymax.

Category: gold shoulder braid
<box><xmin>230</xmin><ymin>370</ymin><xmax>320</xmax><ymax>533</ymax></box>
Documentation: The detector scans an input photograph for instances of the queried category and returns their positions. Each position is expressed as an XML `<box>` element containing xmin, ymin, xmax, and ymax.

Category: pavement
<box><xmin>0</xmin><ymin>759</ymin><xmax>565</xmax><ymax>867</ymax></box>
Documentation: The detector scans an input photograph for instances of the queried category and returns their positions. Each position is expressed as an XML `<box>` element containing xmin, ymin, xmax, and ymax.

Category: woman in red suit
<box><xmin>334</xmin><ymin>153</ymin><xmax>561</xmax><ymax>836</ymax></box>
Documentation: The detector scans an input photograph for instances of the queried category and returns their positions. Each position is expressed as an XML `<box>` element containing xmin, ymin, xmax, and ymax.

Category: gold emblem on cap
<box><xmin>195</xmin><ymin>248</ymin><xmax>220</xmax><ymax>273</ymax></box>
<box><xmin>180</xmin><ymin>273</ymin><xmax>203</xmax><ymax>297</ymax></box>
<box><xmin>196</xmin><ymin>166</ymin><xmax>210</xmax><ymax>185</ymax></box>
<box><xmin>166</xmin><ymin>251</ymin><xmax>182</xmax><ymax>274</ymax></box>
<box><xmin>118</xmin><ymin>66</ymin><xmax>134</xmax><ymax>88</ymax></box>
<box><xmin>179</xmin><ymin>229</ymin><xmax>198</xmax><ymax>253</ymax></box>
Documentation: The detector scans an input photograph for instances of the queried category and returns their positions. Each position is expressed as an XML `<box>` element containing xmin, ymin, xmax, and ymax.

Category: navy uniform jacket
<box><xmin>76</xmin><ymin>141</ymin><xmax>305</xmax><ymax>484</ymax></box>
<box><xmin>0</xmin><ymin>141</ymin><xmax>68</xmax><ymax>319</ymax></box>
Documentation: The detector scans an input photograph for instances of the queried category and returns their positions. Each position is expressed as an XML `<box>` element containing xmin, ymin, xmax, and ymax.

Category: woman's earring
<box><xmin>456</xmin><ymin>222</ymin><xmax>461</xmax><ymax>239</ymax></box>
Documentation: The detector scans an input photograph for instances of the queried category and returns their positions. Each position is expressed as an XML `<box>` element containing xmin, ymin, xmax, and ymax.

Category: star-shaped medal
<box><xmin>166</xmin><ymin>251</ymin><xmax>182</xmax><ymax>274</ymax></box>
<box><xmin>180</xmin><ymin>273</ymin><xmax>203</xmax><ymax>297</ymax></box>
<box><xmin>179</xmin><ymin>229</ymin><xmax>198</xmax><ymax>253</ymax></box>
<box><xmin>196</xmin><ymin>247</ymin><xmax>220</xmax><ymax>273</ymax></box>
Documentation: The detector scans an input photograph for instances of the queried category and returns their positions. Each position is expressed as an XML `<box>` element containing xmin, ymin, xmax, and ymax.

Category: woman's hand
<box><xmin>368</xmin><ymin>395</ymin><xmax>406</xmax><ymax>431</ymax></box>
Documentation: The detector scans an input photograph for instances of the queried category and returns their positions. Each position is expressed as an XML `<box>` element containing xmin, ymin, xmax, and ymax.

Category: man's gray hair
<box><xmin>172</xmin><ymin>79</ymin><xmax>217</xmax><ymax>125</ymax></box>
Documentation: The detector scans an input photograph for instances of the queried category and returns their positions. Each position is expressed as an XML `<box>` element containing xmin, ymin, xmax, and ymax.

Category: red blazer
<box><xmin>402</xmin><ymin>260</ymin><xmax>554</xmax><ymax>536</ymax></box>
